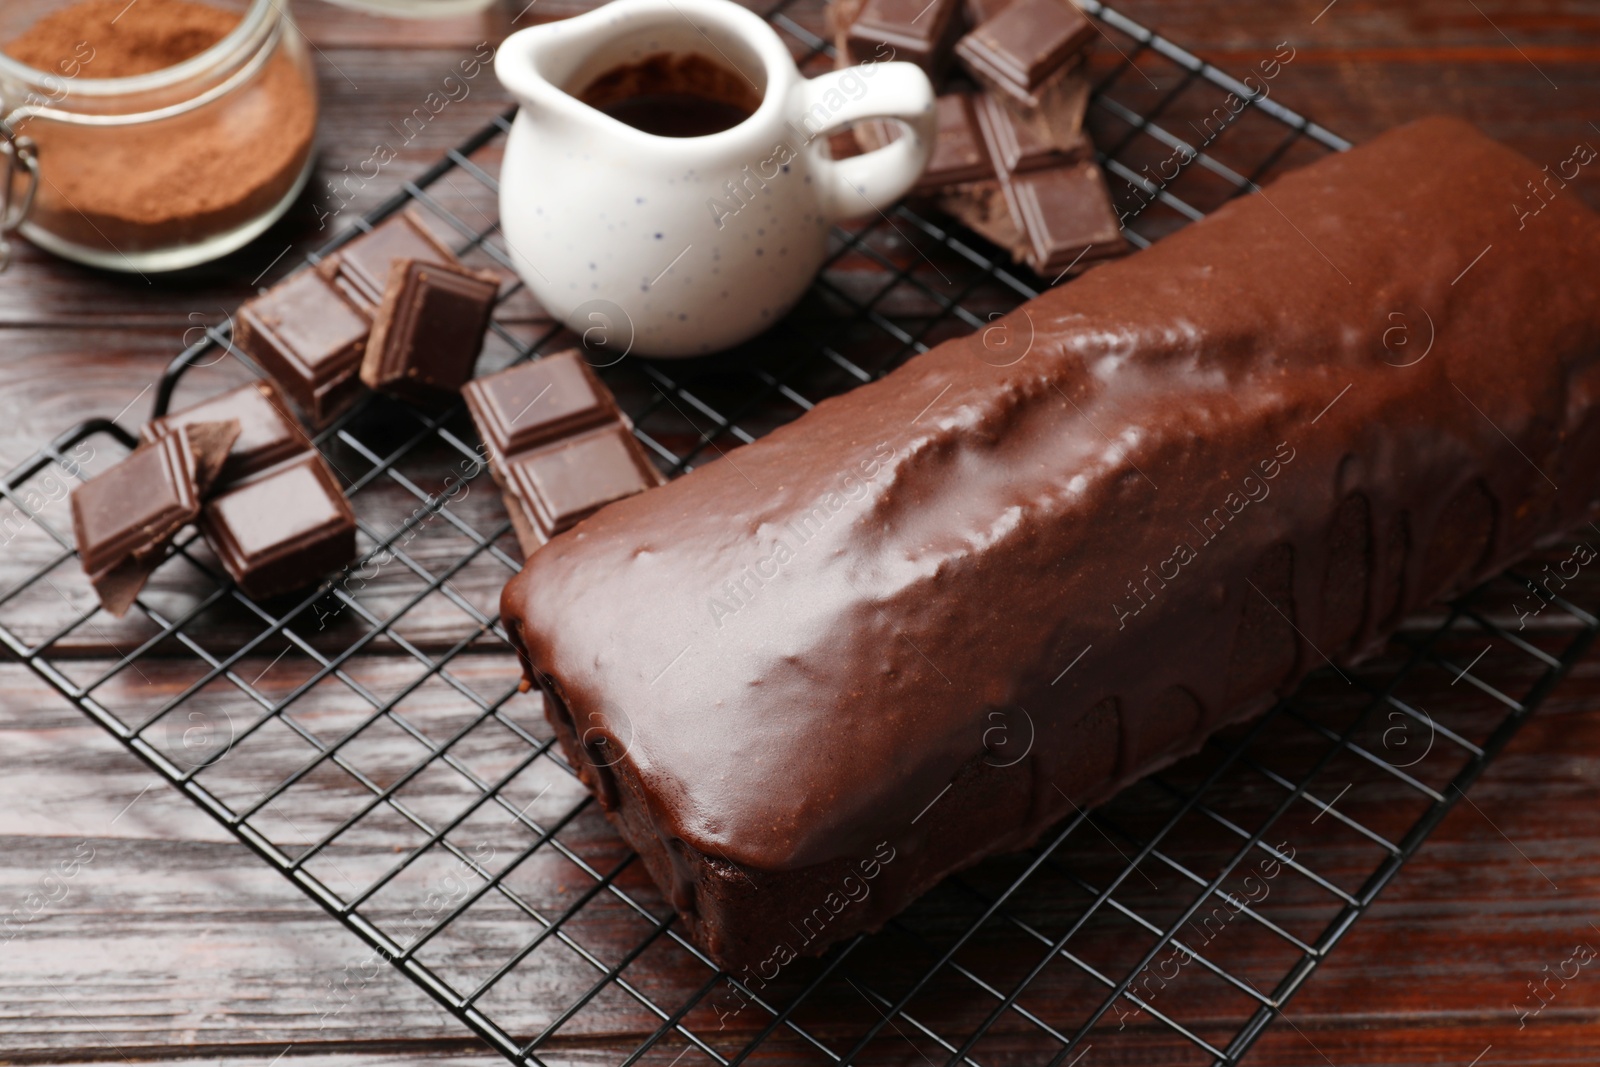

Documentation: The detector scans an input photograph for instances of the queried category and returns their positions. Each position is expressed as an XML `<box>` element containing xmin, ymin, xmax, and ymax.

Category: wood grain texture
<box><xmin>5</xmin><ymin>0</ymin><xmax>1600</xmax><ymax>1065</ymax></box>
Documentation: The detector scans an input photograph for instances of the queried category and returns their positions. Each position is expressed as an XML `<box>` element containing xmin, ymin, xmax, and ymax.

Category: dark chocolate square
<box><xmin>956</xmin><ymin>0</ymin><xmax>1094</xmax><ymax>106</ymax></box>
<box><xmin>361</xmin><ymin>259</ymin><xmax>499</xmax><ymax>405</ymax></box>
<box><xmin>235</xmin><ymin>271</ymin><xmax>370</xmax><ymax>427</ymax></box>
<box><xmin>1006</xmin><ymin>160</ymin><xmax>1128</xmax><ymax>276</ymax></box>
<box><xmin>73</xmin><ymin>421</ymin><xmax>239</xmax><ymax>616</ymax></box>
<box><xmin>318</xmin><ymin>210</ymin><xmax>460</xmax><ymax>315</ymax></box>
<box><xmin>463</xmin><ymin>351</ymin><xmax>620</xmax><ymax>481</ymax></box>
<box><xmin>143</xmin><ymin>380</ymin><xmax>306</xmax><ymax>485</ymax></box>
<box><xmin>200</xmin><ymin>452</ymin><xmax>357</xmax><ymax>601</ymax></box>
<box><xmin>846</xmin><ymin>0</ymin><xmax>963</xmax><ymax>75</ymax></box>
<box><xmin>73</xmin><ymin>431</ymin><xmax>200</xmax><ymax>580</ymax></box>
<box><xmin>505</xmin><ymin>424</ymin><xmax>662</xmax><ymax>538</ymax></box>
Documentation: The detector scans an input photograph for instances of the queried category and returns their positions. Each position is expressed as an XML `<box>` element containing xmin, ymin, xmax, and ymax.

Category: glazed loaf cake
<box><xmin>502</xmin><ymin>118</ymin><xmax>1600</xmax><ymax>970</ymax></box>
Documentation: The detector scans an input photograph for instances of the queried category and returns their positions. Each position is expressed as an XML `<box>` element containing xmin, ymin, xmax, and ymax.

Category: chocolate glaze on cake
<box><xmin>501</xmin><ymin>118</ymin><xmax>1600</xmax><ymax>968</ymax></box>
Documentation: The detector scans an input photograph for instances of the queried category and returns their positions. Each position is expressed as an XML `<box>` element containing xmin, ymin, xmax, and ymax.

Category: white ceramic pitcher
<box><xmin>494</xmin><ymin>0</ymin><xmax>937</xmax><ymax>358</ymax></box>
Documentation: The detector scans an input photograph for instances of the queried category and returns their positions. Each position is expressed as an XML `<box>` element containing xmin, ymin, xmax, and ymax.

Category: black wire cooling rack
<box><xmin>4</xmin><ymin>1</ymin><xmax>1598</xmax><ymax>1064</ymax></box>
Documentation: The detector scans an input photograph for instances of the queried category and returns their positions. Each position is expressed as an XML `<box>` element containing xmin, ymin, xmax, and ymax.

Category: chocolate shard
<box><xmin>143</xmin><ymin>380</ymin><xmax>307</xmax><ymax>486</ymax></box>
<box><xmin>462</xmin><ymin>351</ymin><xmax>623</xmax><ymax>485</ymax></box>
<box><xmin>317</xmin><ymin>209</ymin><xmax>462</xmax><ymax>315</ymax></box>
<box><xmin>72</xmin><ymin>420</ymin><xmax>241</xmax><ymax>617</ymax></box>
<box><xmin>361</xmin><ymin>258</ymin><xmax>500</xmax><ymax>405</ymax></box>
<box><xmin>1005</xmin><ymin>159</ymin><xmax>1128</xmax><ymax>275</ymax></box>
<box><xmin>844</xmin><ymin>0</ymin><xmax>965</xmax><ymax>77</ymax></box>
<box><xmin>235</xmin><ymin>270</ymin><xmax>370</xmax><ymax>428</ymax></box>
<box><xmin>185</xmin><ymin>419</ymin><xmax>244</xmax><ymax>496</ymax></box>
<box><xmin>956</xmin><ymin>0</ymin><xmax>1094</xmax><ymax>107</ymax></box>
<box><xmin>200</xmin><ymin>451</ymin><xmax>357</xmax><ymax>602</ymax></box>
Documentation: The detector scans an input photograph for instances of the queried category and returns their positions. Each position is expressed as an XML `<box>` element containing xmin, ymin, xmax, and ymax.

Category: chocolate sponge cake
<box><xmin>501</xmin><ymin>118</ymin><xmax>1600</xmax><ymax>970</ymax></box>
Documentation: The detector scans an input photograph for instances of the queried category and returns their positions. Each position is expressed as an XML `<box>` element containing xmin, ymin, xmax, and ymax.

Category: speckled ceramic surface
<box><xmin>495</xmin><ymin>0</ymin><xmax>937</xmax><ymax>357</ymax></box>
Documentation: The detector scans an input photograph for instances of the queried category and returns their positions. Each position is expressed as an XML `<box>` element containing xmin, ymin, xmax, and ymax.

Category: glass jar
<box><xmin>0</xmin><ymin>0</ymin><xmax>318</xmax><ymax>272</ymax></box>
<box><xmin>319</xmin><ymin>0</ymin><xmax>496</xmax><ymax>15</ymax></box>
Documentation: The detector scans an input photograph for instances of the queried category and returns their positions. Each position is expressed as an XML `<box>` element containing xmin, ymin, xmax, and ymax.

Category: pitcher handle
<box><xmin>798</xmin><ymin>62</ymin><xmax>937</xmax><ymax>224</ymax></box>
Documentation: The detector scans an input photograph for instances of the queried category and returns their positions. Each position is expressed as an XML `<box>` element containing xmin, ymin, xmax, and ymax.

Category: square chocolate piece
<box><xmin>318</xmin><ymin>210</ymin><xmax>461</xmax><ymax>315</ymax></box>
<box><xmin>973</xmin><ymin>90</ymin><xmax>1085</xmax><ymax>175</ymax></box>
<box><xmin>956</xmin><ymin>0</ymin><xmax>1095</xmax><ymax>107</ymax></box>
<box><xmin>503</xmin><ymin>424</ymin><xmax>663</xmax><ymax>551</ymax></box>
<box><xmin>200</xmin><ymin>452</ymin><xmax>357</xmax><ymax>602</ymax></box>
<box><xmin>463</xmin><ymin>351</ymin><xmax>621</xmax><ymax>483</ymax></box>
<box><xmin>845</xmin><ymin>0</ymin><xmax>964</xmax><ymax>77</ymax></box>
<box><xmin>361</xmin><ymin>259</ymin><xmax>500</xmax><ymax>405</ymax></box>
<box><xmin>73</xmin><ymin>421</ymin><xmax>240</xmax><ymax>616</ymax></box>
<box><xmin>1005</xmin><ymin>160</ymin><xmax>1128</xmax><ymax>276</ymax></box>
<box><xmin>235</xmin><ymin>271</ymin><xmax>370</xmax><ymax>428</ymax></box>
<box><xmin>914</xmin><ymin>93</ymin><xmax>995</xmax><ymax>194</ymax></box>
<box><xmin>143</xmin><ymin>380</ymin><xmax>306</xmax><ymax>485</ymax></box>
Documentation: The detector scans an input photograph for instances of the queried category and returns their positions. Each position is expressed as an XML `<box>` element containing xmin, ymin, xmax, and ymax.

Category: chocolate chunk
<box><xmin>143</xmin><ymin>380</ymin><xmax>306</xmax><ymax>485</ymax></box>
<box><xmin>974</xmin><ymin>90</ymin><xmax>1084</xmax><ymax>175</ymax></box>
<box><xmin>956</xmin><ymin>0</ymin><xmax>1094</xmax><ymax>107</ymax></box>
<box><xmin>317</xmin><ymin>210</ymin><xmax>461</xmax><ymax>315</ymax></box>
<box><xmin>200</xmin><ymin>452</ymin><xmax>357</xmax><ymax>602</ymax></box>
<box><xmin>503</xmin><ymin>424</ymin><xmax>664</xmax><ymax>551</ymax></box>
<box><xmin>913</xmin><ymin>93</ymin><xmax>995</xmax><ymax>194</ymax></box>
<box><xmin>462</xmin><ymin>351</ymin><xmax>622</xmax><ymax>484</ymax></box>
<box><xmin>361</xmin><ymin>259</ymin><xmax>500</xmax><ymax>406</ymax></box>
<box><xmin>1005</xmin><ymin>160</ymin><xmax>1128</xmax><ymax>275</ymax></box>
<box><xmin>235</xmin><ymin>271</ymin><xmax>370</xmax><ymax>428</ymax></box>
<box><xmin>844</xmin><ymin>0</ymin><xmax>964</xmax><ymax>77</ymax></box>
<box><xmin>72</xmin><ymin>420</ymin><xmax>241</xmax><ymax>617</ymax></box>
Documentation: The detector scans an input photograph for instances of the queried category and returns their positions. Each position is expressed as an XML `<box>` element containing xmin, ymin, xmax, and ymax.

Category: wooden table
<box><xmin>4</xmin><ymin>1</ymin><xmax>1600</xmax><ymax>1064</ymax></box>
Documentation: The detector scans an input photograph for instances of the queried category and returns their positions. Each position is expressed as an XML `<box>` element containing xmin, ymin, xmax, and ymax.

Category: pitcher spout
<box><xmin>494</xmin><ymin>16</ymin><xmax>616</xmax><ymax>114</ymax></box>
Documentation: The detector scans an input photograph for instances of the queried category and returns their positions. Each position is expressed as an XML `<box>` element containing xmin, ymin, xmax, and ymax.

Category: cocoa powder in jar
<box><xmin>4</xmin><ymin>0</ymin><xmax>317</xmax><ymax>256</ymax></box>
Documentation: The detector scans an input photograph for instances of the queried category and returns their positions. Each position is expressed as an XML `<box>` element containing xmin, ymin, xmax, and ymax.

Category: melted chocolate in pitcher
<box><xmin>579</xmin><ymin>53</ymin><xmax>763</xmax><ymax>137</ymax></box>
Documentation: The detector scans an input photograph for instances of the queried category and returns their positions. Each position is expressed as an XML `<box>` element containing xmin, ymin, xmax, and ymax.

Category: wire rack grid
<box><xmin>3</xmin><ymin>1</ymin><xmax>1594</xmax><ymax>1065</ymax></box>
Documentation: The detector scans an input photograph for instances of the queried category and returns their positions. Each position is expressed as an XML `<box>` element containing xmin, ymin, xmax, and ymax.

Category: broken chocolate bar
<box><xmin>1005</xmin><ymin>160</ymin><xmax>1128</xmax><ymax>275</ymax></box>
<box><xmin>844</xmin><ymin>0</ymin><xmax>964</xmax><ymax>77</ymax></box>
<box><xmin>317</xmin><ymin>210</ymin><xmax>461</xmax><ymax>315</ymax></box>
<box><xmin>462</xmin><ymin>351</ymin><xmax>624</xmax><ymax>485</ymax></box>
<box><xmin>235</xmin><ymin>271</ymin><xmax>370</xmax><ymax>428</ymax></box>
<box><xmin>956</xmin><ymin>0</ymin><xmax>1094</xmax><ymax>107</ymax></box>
<box><xmin>72</xmin><ymin>420</ymin><xmax>241</xmax><ymax>616</ymax></box>
<box><xmin>200</xmin><ymin>452</ymin><xmax>357</xmax><ymax>602</ymax></box>
<box><xmin>463</xmin><ymin>351</ymin><xmax>662</xmax><ymax>556</ymax></box>
<box><xmin>361</xmin><ymin>259</ymin><xmax>500</xmax><ymax>406</ymax></box>
<box><xmin>143</xmin><ymin>380</ymin><xmax>306</xmax><ymax>485</ymax></box>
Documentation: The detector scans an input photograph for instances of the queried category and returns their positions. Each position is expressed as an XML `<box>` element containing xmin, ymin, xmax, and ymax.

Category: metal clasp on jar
<box><xmin>0</xmin><ymin>122</ymin><xmax>39</xmax><ymax>271</ymax></box>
